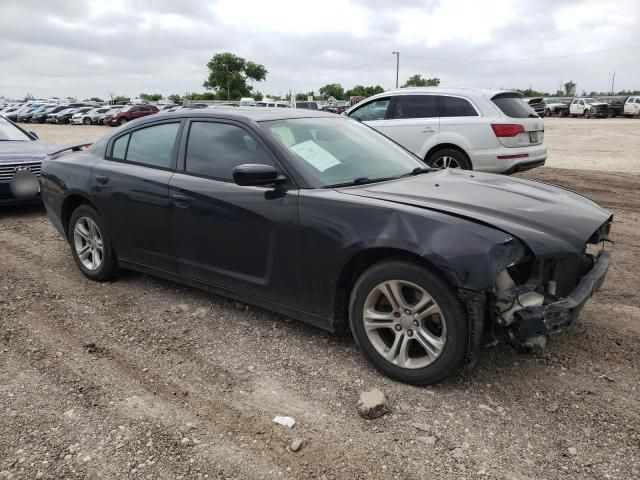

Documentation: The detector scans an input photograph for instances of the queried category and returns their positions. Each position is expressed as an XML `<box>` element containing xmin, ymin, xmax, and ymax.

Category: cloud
<box><xmin>0</xmin><ymin>0</ymin><xmax>638</xmax><ymax>100</ymax></box>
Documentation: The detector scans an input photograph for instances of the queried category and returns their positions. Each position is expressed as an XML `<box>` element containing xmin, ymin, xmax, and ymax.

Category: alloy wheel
<box><xmin>362</xmin><ymin>280</ymin><xmax>447</xmax><ymax>369</ymax></box>
<box><xmin>432</xmin><ymin>155</ymin><xmax>461</xmax><ymax>168</ymax></box>
<box><xmin>73</xmin><ymin>217</ymin><xmax>104</xmax><ymax>270</ymax></box>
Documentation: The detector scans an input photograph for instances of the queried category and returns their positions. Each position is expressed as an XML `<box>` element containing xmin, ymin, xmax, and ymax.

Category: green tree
<box><xmin>184</xmin><ymin>91</ymin><xmax>217</xmax><ymax>101</ymax></box>
<box><xmin>344</xmin><ymin>85</ymin><xmax>385</xmax><ymax>98</ymax></box>
<box><xmin>563</xmin><ymin>81</ymin><xmax>576</xmax><ymax>96</ymax></box>
<box><xmin>112</xmin><ymin>95</ymin><xmax>130</xmax><ymax>104</ymax></box>
<box><xmin>295</xmin><ymin>91</ymin><xmax>316</xmax><ymax>101</ymax></box>
<box><xmin>402</xmin><ymin>75</ymin><xmax>440</xmax><ymax>88</ymax></box>
<box><xmin>167</xmin><ymin>94</ymin><xmax>182</xmax><ymax>104</ymax></box>
<box><xmin>318</xmin><ymin>84</ymin><xmax>345</xmax><ymax>100</ymax></box>
<box><xmin>89</xmin><ymin>97</ymin><xmax>104</xmax><ymax>102</ymax></box>
<box><xmin>140</xmin><ymin>93</ymin><xmax>163</xmax><ymax>102</ymax></box>
<box><xmin>253</xmin><ymin>91</ymin><xmax>264</xmax><ymax>101</ymax></box>
<box><xmin>203</xmin><ymin>52</ymin><xmax>267</xmax><ymax>100</ymax></box>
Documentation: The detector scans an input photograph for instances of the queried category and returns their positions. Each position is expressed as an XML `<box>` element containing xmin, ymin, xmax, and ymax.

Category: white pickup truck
<box><xmin>624</xmin><ymin>96</ymin><xmax>640</xmax><ymax>117</ymax></box>
<box><xmin>569</xmin><ymin>97</ymin><xmax>610</xmax><ymax>118</ymax></box>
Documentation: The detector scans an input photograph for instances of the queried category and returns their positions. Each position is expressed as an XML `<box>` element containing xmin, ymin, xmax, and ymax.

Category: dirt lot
<box><xmin>1</xmin><ymin>121</ymin><xmax>639</xmax><ymax>479</ymax></box>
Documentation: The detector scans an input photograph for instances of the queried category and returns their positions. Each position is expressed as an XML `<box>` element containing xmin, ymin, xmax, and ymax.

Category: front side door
<box><xmin>169</xmin><ymin>119</ymin><xmax>299</xmax><ymax>305</ymax></box>
<box><xmin>348</xmin><ymin>96</ymin><xmax>392</xmax><ymax>132</ymax></box>
<box><xmin>91</xmin><ymin>121</ymin><xmax>182</xmax><ymax>271</ymax></box>
<box><xmin>378</xmin><ymin>94</ymin><xmax>440</xmax><ymax>156</ymax></box>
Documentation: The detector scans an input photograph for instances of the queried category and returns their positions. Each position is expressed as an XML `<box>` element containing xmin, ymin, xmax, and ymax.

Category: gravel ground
<box><xmin>25</xmin><ymin>116</ymin><xmax>640</xmax><ymax>172</ymax></box>
<box><xmin>1</xmin><ymin>121</ymin><xmax>639</xmax><ymax>479</ymax></box>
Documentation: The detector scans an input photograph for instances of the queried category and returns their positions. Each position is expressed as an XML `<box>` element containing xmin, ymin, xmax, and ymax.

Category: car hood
<box><xmin>337</xmin><ymin>169</ymin><xmax>611</xmax><ymax>256</ymax></box>
<box><xmin>0</xmin><ymin>141</ymin><xmax>50</xmax><ymax>163</ymax></box>
<box><xmin>588</xmin><ymin>102</ymin><xmax>608</xmax><ymax>107</ymax></box>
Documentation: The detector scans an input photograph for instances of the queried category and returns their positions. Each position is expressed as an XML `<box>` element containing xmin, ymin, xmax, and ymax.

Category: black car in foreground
<box><xmin>40</xmin><ymin>109</ymin><xmax>612</xmax><ymax>385</ymax></box>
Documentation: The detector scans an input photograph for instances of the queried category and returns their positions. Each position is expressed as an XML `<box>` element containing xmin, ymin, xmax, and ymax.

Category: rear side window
<box><xmin>491</xmin><ymin>95</ymin><xmax>534</xmax><ymax>118</ymax></box>
<box><xmin>185</xmin><ymin>122</ymin><xmax>276</xmax><ymax>181</ymax></box>
<box><xmin>441</xmin><ymin>96</ymin><xmax>478</xmax><ymax>117</ymax></box>
<box><xmin>392</xmin><ymin>95</ymin><xmax>438</xmax><ymax>119</ymax></box>
<box><xmin>110</xmin><ymin>123</ymin><xmax>180</xmax><ymax>168</ymax></box>
<box><xmin>349</xmin><ymin>98</ymin><xmax>390</xmax><ymax>121</ymax></box>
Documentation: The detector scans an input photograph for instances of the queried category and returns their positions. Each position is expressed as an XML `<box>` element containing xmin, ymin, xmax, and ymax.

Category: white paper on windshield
<box><xmin>290</xmin><ymin>140</ymin><xmax>340</xmax><ymax>172</ymax></box>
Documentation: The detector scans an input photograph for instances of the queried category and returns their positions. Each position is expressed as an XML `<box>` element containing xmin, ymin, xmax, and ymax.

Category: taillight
<box><xmin>491</xmin><ymin>124</ymin><xmax>525</xmax><ymax>137</ymax></box>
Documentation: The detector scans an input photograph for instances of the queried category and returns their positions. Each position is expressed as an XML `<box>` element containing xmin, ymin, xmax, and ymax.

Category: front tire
<box><xmin>349</xmin><ymin>260</ymin><xmax>468</xmax><ymax>385</ymax></box>
<box><xmin>83</xmin><ymin>117</ymin><xmax>92</xmax><ymax>125</ymax></box>
<box><xmin>68</xmin><ymin>205</ymin><xmax>119</xmax><ymax>282</ymax></box>
<box><xmin>584</xmin><ymin>109</ymin><xmax>591</xmax><ymax>118</ymax></box>
<box><xmin>119</xmin><ymin>118</ymin><xmax>128</xmax><ymax>126</ymax></box>
<box><xmin>426</xmin><ymin>147</ymin><xmax>472</xmax><ymax>170</ymax></box>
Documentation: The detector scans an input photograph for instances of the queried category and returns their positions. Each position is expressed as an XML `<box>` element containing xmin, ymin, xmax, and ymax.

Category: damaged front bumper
<box><xmin>501</xmin><ymin>251</ymin><xmax>610</xmax><ymax>340</ymax></box>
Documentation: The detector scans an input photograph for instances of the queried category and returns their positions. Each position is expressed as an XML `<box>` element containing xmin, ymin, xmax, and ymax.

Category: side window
<box><xmin>571</xmin><ymin>99</ymin><xmax>578</xmax><ymax>105</ymax></box>
<box><xmin>349</xmin><ymin>98</ymin><xmax>390</xmax><ymax>121</ymax></box>
<box><xmin>185</xmin><ymin>122</ymin><xmax>276</xmax><ymax>181</ymax></box>
<box><xmin>111</xmin><ymin>134</ymin><xmax>129</xmax><ymax>160</ymax></box>
<box><xmin>392</xmin><ymin>95</ymin><xmax>438</xmax><ymax>119</ymax></box>
<box><xmin>636</xmin><ymin>98</ymin><xmax>640</xmax><ymax>104</ymax></box>
<box><xmin>440</xmin><ymin>96</ymin><xmax>478</xmax><ymax>117</ymax></box>
<box><xmin>111</xmin><ymin>123</ymin><xmax>180</xmax><ymax>168</ymax></box>
<box><xmin>578</xmin><ymin>100</ymin><xmax>584</xmax><ymax>105</ymax></box>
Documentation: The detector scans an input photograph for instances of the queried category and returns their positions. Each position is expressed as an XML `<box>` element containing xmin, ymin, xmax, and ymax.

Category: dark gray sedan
<box><xmin>40</xmin><ymin>109</ymin><xmax>612</xmax><ymax>384</ymax></box>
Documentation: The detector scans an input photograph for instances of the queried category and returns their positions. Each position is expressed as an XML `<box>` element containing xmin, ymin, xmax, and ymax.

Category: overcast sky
<box><xmin>1</xmin><ymin>0</ymin><xmax>639</xmax><ymax>100</ymax></box>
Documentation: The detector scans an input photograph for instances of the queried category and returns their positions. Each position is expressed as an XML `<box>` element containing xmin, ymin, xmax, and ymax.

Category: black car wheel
<box><xmin>427</xmin><ymin>148</ymin><xmax>471</xmax><ymax>170</ymax></box>
<box><xmin>349</xmin><ymin>260</ymin><xmax>468</xmax><ymax>385</ymax></box>
<box><xmin>119</xmin><ymin>118</ymin><xmax>128</xmax><ymax>126</ymax></box>
<box><xmin>83</xmin><ymin>117</ymin><xmax>92</xmax><ymax>125</ymax></box>
<box><xmin>68</xmin><ymin>205</ymin><xmax>119</xmax><ymax>282</ymax></box>
<box><xmin>584</xmin><ymin>109</ymin><xmax>591</xmax><ymax>119</ymax></box>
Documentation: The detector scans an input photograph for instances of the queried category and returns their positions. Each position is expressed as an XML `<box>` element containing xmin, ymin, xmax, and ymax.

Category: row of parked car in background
<box><xmin>0</xmin><ymin>98</ymin><xmax>352</xmax><ymax>129</ymax></box>
<box><xmin>527</xmin><ymin>95</ymin><xmax>640</xmax><ymax>118</ymax></box>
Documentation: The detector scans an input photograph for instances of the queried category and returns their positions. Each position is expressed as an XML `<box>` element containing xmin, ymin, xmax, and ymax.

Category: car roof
<box><xmin>143</xmin><ymin>107</ymin><xmax>337</xmax><ymax>123</ymax></box>
<box><xmin>369</xmin><ymin>87</ymin><xmax>518</xmax><ymax>99</ymax></box>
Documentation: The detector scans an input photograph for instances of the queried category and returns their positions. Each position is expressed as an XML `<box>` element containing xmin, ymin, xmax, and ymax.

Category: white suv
<box><xmin>345</xmin><ymin>87</ymin><xmax>546</xmax><ymax>174</ymax></box>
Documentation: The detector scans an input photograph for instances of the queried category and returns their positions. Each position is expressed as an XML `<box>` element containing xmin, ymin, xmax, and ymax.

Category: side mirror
<box><xmin>233</xmin><ymin>164</ymin><xmax>284</xmax><ymax>187</ymax></box>
<box><xmin>29</xmin><ymin>131</ymin><xmax>39</xmax><ymax>140</ymax></box>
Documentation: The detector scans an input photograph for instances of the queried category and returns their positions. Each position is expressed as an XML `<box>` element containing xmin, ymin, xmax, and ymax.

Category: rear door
<box><xmin>169</xmin><ymin>119</ymin><xmax>300</xmax><ymax>304</ymax></box>
<box><xmin>91</xmin><ymin>120</ymin><xmax>182</xmax><ymax>271</ymax></box>
<box><xmin>375</xmin><ymin>94</ymin><xmax>440</xmax><ymax>156</ymax></box>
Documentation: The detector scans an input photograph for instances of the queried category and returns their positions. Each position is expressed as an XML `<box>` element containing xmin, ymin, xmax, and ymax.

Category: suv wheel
<box><xmin>349</xmin><ymin>260</ymin><xmax>468</xmax><ymax>385</ymax></box>
<box><xmin>83</xmin><ymin>117</ymin><xmax>92</xmax><ymax>125</ymax></box>
<box><xmin>584</xmin><ymin>109</ymin><xmax>591</xmax><ymax>118</ymax></box>
<box><xmin>427</xmin><ymin>148</ymin><xmax>471</xmax><ymax>170</ymax></box>
<box><xmin>545</xmin><ymin>108</ymin><xmax>552</xmax><ymax>117</ymax></box>
<box><xmin>68</xmin><ymin>205</ymin><xmax>119</xmax><ymax>282</ymax></box>
<box><xmin>119</xmin><ymin>117</ymin><xmax>128</xmax><ymax>125</ymax></box>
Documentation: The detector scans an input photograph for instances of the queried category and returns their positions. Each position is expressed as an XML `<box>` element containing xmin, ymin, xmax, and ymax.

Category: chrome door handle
<box><xmin>421</xmin><ymin>127</ymin><xmax>435</xmax><ymax>133</ymax></box>
<box><xmin>171</xmin><ymin>193</ymin><xmax>191</xmax><ymax>208</ymax></box>
<box><xmin>95</xmin><ymin>175</ymin><xmax>109</xmax><ymax>185</ymax></box>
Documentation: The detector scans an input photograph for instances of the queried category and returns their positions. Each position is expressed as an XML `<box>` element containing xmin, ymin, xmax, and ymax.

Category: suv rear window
<box><xmin>440</xmin><ymin>96</ymin><xmax>478</xmax><ymax>117</ymax></box>
<box><xmin>492</xmin><ymin>94</ymin><xmax>536</xmax><ymax>118</ymax></box>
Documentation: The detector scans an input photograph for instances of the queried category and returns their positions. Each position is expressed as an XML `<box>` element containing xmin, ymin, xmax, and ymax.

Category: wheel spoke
<box><xmin>414</xmin><ymin>327</ymin><xmax>445</xmax><ymax>357</ymax></box>
<box><xmin>384</xmin><ymin>280</ymin><xmax>409</xmax><ymax>310</ymax></box>
<box><xmin>412</xmin><ymin>291</ymin><xmax>434</xmax><ymax>314</ymax></box>
<box><xmin>89</xmin><ymin>220</ymin><xmax>98</xmax><ymax>238</ymax></box>
<box><xmin>415</xmin><ymin>303</ymin><xmax>442</xmax><ymax>320</ymax></box>
<box><xmin>75</xmin><ymin>223</ymin><xmax>90</xmax><ymax>241</ymax></box>
<box><xmin>78</xmin><ymin>246</ymin><xmax>92</xmax><ymax>261</ymax></box>
<box><xmin>364</xmin><ymin>319</ymin><xmax>396</xmax><ymax>332</ymax></box>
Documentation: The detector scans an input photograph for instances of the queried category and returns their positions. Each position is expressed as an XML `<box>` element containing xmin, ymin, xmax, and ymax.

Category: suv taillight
<box><xmin>491</xmin><ymin>124</ymin><xmax>524</xmax><ymax>137</ymax></box>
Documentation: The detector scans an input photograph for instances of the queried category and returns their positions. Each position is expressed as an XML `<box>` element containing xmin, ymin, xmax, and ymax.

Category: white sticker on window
<box><xmin>289</xmin><ymin>140</ymin><xmax>341</xmax><ymax>172</ymax></box>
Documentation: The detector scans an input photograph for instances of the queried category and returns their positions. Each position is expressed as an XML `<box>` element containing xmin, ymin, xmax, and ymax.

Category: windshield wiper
<box><xmin>322</xmin><ymin>177</ymin><xmax>375</xmax><ymax>188</ymax></box>
<box><xmin>401</xmin><ymin>166</ymin><xmax>434</xmax><ymax>177</ymax></box>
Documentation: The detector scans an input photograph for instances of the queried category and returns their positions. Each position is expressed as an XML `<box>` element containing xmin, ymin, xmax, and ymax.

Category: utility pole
<box><xmin>392</xmin><ymin>51</ymin><xmax>399</xmax><ymax>89</ymax></box>
<box><xmin>611</xmin><ymin>71</ymin><xmax>616</xmax><ymax>94</ymax></box>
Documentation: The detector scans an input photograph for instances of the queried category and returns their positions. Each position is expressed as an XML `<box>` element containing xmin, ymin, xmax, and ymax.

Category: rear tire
<box><xmin>119</xmin><ymin>118</ymin><xmax>128</xmax><ymax>126</ymax></box>
<box><xmin>584</xmin><ymin>109</ymin><xmax>591</xmax><ymax>119</ymax></box>
<box><xmin>83</xmin><ymin>117</ymin><xmax>92</xmax><ymax>125</ymax></box>
<box><xmin>545</xmin><ymin>108</ymin><xmax>552</xmax><ymax>117</ymax></box>
<box><xmin>426</xmin><ymin>148</ymin><xmax>472</xmax><ymax>170</ymax></box>
<box><xmin>349</xmin><ymin>260</ymin><xmax>469</xmax><ymax>385</ymax></box>
<box><xmin>68</xmin><ymin>205</ymin><xmax>119</xmax><ymax>282</ymax></box>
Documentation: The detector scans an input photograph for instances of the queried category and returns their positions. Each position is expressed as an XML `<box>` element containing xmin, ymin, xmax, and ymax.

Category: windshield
<box><xmin>0</xmin><ymin>117</ymin><xmax>31</xmax><ymax>141</ymax></box>
<box><xmin>262</xmin><ymin>117</ymin><xmax>426</xmax><ymax>188</ymax></box>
